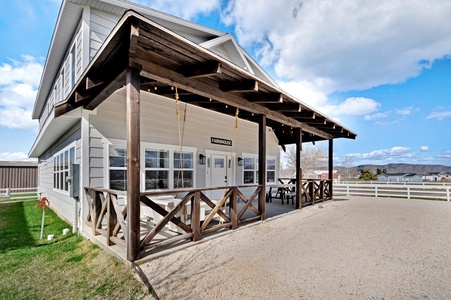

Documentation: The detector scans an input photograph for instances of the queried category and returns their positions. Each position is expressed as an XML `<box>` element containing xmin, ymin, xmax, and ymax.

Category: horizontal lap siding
<box><xmin>89</xmin><ymin>9</ymin><xmax>119</xmax><ymax>61</ymax></box>
<box><xmin>89</xmin><ymin>92</ymin><xmax>279</xmax><ymax>189</ymax></box>
<box><xmin>37</xmin><ymin>125</ymin><xmax>81</xmax><ymax>224</ymax></box>
<box><xmin>89</xmin><ymin>125</ymin><xmax>105</xmax><ymax>187</ymax></box>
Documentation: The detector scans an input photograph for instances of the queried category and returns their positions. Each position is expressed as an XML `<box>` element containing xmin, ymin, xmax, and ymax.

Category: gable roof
<box><xmin>52</xmin><ymin>10</ymin><xmax>356</xmax><ymax>145</ymax></box>
<box><xmin>32</xmin><ymin>0</ymin><xmax>225</xmax><ymax>120</ymax></box>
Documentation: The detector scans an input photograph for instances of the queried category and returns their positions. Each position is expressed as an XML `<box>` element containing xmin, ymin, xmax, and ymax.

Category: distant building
<box><xmin>378</xmin><ymin>173</ymin><xmax>422</xmax><ymax>183</ymax></box>
<box><xmin>423</xmin><ymin>172</ymin><xmax>451</xmax><ymax>181</ymax></box>
<box><xmin>0</xmin><ymin>161</ymin><xmax>38</xmax><ymax>189</ymax></box>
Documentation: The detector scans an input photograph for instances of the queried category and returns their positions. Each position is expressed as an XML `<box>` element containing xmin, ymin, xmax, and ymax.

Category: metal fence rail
<box><xmin>335</xmin><ymin>183</ymin><xmax>451</xmax><ymax>201</ymax></box>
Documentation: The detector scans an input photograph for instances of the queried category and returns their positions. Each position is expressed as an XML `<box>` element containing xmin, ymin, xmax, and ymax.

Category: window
<box><xmin>53</xmin><ymin>145</ymin><xmax>75</xmax><ymax>193</ymax></box>
<box><xmin>173</xmin><ymin>151</ymin><xmax>193</xmax><ymax>188</ymax></box>
<box><xmin>144</xmin><ymin>148</ymin><xmax>169</xmax><ymax>190</ymax></box>
<box><xmin>267</xmin><ymin>158</ymin><xmax>276</xmax><ymax>183</ymax></box>
<box><xmin>108</xmin><ymin>143</ymin><xmax>196</xmax><ymax>191</ymax></box>
<box><xmin>109</xmin><ymin>145</ymin><xmax>127</xmax><ymax>191</ymax></box>
<box><xmin>242</xmin><ymin>155</ymin><xmax>277</xmax><ymax>184</ymax></box>
<box><xmin>243</xmin><ymin>157</ymin><xmax>256</xmax><ymax>184</ymax></box>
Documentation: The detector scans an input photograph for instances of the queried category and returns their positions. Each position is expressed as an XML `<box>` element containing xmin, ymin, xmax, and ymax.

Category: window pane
<box><xmin>59</xmin><ymin>172</ymin><xmax>64</xmax><ymax>190</ymax></box>
<box><xmin>59</xmin><ymin>153</ymin><xmax>63</xmax><ymax>171</ymax></box>
<box><xmin>267</xmin><ymin>171</ymin><xmax>275</xmax><ymax>183</ymax></box>
<box><xmin>64</xmin><ymin>171</ymin><xmax>69</xmax><ymax>191</ymax></box>
<box><xmin>145</xmin><ymin>170</ymin><xmax>168</xmax><ymax>190</ymax></box>
<box><xmin>244</xmin><ymin>157</ymin><xmax>255</xmax><ymax>170</ymax></box>
<box><xmin>214</xmin><ymin>158</ymin><xmax>224</xmax><ymax>168</ymax></box>
<box><xmin>267</xmin><ymin>159</ymin><xmax>276</xmax><ymax>170</ymax></box>
<box><xmin>64</xmin><ymin>151</ymin><xmax>68</xmax><ymax>171</ymax></box>
<box><xmin>110</xmin><ymin>170</ymin><xmax>127</xmax><ymax>191</ymax></box>
<box><xmin>174</xmin><ymin>171</ymin><xmax>193</xmax><ymax>188</ymax></box>
<box><xmin>174</xmin><ymin>151</ymin><xmax>193</xmax><ymax>169</ymax></box>
<box><xmin>244</xmin><ymin>171</ymin><xmax>255</xmax><ymax>184</ymax></box>
<box><xmin>145</xmin><ymin>149</ymin><xmax>169</xmax><ymax>168</ymax></box>
<box><xmin>109</xmin><ymin>146</ymin><xmax>126</xmax><ymax>167</ymax></box>
<box><xmin>70</xmin><ymin>147</ymin><xmax>75</xmax><ymax>165</ymax></box>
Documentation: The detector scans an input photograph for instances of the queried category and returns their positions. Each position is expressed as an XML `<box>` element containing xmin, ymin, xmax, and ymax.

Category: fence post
<box><xmin>346</xmin><ymin>185</ymin><xmax>350</xmax><ymax>196</ymax></box>
<box><xmin>407</xmin><ymin>186</ymin><xmax>410</xmax><ymax>199</ymax></box>
<box><xmin>447</xmin><ymin>187</ymin><xmax>450</xmax><ymax>202</ymax></box>
<box><xmin>375</xmin><ymin>186</ymin><xmax>378</xmax><ymax>197</ymax></box>
<box><xmin>6</xmin><ymin>188</ymin><xmax>11</xmax><ymax>197</ymax></box>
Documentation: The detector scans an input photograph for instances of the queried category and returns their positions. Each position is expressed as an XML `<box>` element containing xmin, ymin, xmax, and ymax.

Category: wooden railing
<box><xmin>84</xmin><ymin>185</ymin><xmax>263</xmax><ymax>255</ymax></box>
<box><xmin>300</xmin><ymin>179</ymin><xmax>332</xmax><ymax>206</ymax></box>
<box><xmin>84</xmin><ymin>188</ymin><xmax>128</xmax><ymax>249</ymax></box>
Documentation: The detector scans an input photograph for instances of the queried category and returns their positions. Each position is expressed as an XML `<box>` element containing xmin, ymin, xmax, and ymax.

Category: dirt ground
<box><xmin>139</xmin><ymin>197</ymin><xmax>451</xmax><ymax>299</ymax></box>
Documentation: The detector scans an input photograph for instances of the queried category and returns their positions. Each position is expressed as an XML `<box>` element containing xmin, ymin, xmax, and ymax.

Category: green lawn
<box><xmin>0</xmin><ymin>201</ymin><xmax>152</xmax><ymax>299</ymax></box>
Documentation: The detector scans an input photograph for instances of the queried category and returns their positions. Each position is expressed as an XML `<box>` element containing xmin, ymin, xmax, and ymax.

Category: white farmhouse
<box><xmin>29</xmin><ymin>0</ymin><xmax>356</xmax><ymax>261</ymax></box>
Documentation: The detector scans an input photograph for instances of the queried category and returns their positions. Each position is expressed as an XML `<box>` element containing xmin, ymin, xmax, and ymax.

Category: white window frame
<box><xmin>53</xmin><ymin>142</ymin><xmax>76</xmax><ymax>195</ymax></box>
<box><xmin>242</xmin><ymin>153</ymin><xmax>277</xmax><ymax>184</ymax></box>
<box><xmin>142</xmin><ymin>142</ymin><xmax>197</xmax><ymax>191</ymax></box>
<box><xmin>105</xmin><ymin>140</ymin><xmax>197</xmax><ymax>191</ymax></box>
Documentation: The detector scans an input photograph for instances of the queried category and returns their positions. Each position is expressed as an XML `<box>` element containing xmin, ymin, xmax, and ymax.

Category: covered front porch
<box><xmin>55</xmin><ymin>10</ymin><xmax>355</xmax><ymax>262</ymax></box>
<box><xmin>84</xmin><ymin>180</ymin><xmax>332</xmax><ymax>261</ymax></box>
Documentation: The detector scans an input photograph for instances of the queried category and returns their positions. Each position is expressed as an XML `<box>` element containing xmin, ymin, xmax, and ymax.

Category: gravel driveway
<box><xmin>139</xmin><ymin>196</ymin><xmax>451</xmax><ymax>299</ymax></box>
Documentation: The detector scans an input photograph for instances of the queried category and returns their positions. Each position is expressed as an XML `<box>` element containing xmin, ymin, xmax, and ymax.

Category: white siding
<box><xmin>38</xmin><ymin>125</ymin><xmax>81</xmax><ymax>224</ymax></box>
<box><xmin>63</xmin><ymin>58</ymin><xmax>71</xmax><ymax>98</ymax></box>
<box><xmin>89</xmin><ymin>9</ymin><xmax>119</xmax><ymax>61</ymax></box>
<box><xmin>89</xmin><ymin>90</ymin><xmax>279</xmax><ymax>190</ymax></box>
<box><xmin>89</xmin><ymin>126</ymin><xmax>105</xmax><ymax>187</ymax></box>
<box><xmin>75</xmin><ymin>28</ymin><xmax>83</xmax><ymax>80</ymax></box>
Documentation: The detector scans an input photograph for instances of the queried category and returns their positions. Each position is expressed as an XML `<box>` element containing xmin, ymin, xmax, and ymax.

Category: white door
<box><xmin>210</xmin><ymin>154</ymin><xmax>228</xmax><ymax>199</ymax></box>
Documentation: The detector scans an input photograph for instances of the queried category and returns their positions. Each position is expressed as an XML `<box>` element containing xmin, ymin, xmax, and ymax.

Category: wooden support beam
<box><xmin>246</xmin><ymin>92</ymin><xmax>283</xmax><ymax>103</ymax></box>
<box><xmin>129</xmin><ymin>21</ymin><xmax>140</xmax><ymax>55</ymax></box>
<box><xmin>258</xmin><ymin>114</ymin><xmax>267</xmax><ymax>220</ymax></box>
<box><xmin>135</xmin><ymin>58</ymin><xmax>332</xmax><ymax>140</ymax></box>
<box><xmin>220</xmin><ymin>80</ymin><xmax>258</xmax><ymax>92</ymax></box>
<box><xmin>126</xmin><ymin>66</ymin><xmax>141</xmax><ymax>262</ymax></box>
<box><xmin>86</xmin><ymin>77</ymin><xmax>104</xmax><ymax>90</ymax></box>
<box><xmin>295</xmin><ymin>128</ymin><xmax>302</xmax><ymax>209</ymax></box>
<box><xmin>180</xmin><ymin>61</ymin><xmax>221</xmax><ymax>78</ymax></box>
<box><xmin>328</xmin><ymin>139</ymin><xmax>333</xmax><ymax>199</ymax></box>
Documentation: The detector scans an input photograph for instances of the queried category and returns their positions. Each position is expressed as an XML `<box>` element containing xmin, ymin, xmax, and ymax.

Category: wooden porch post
<box><xmin>295</xmin><ymin>128</ymin><xmax>302</xmax><ymax>209</ymax></box>
<box><xmin>328</xmin><ymin>139</ymin><xmax>333</xmax><ymax>199</ymax></box>
<box><xmin>258</xmin><ymin>114</ymin><xmax>267</xmax><ymax>220</ymax></box>
<box><xmin>126</xmin><ymin>66</ymin><xmax>141</xmax><ymax>261</ymax></box>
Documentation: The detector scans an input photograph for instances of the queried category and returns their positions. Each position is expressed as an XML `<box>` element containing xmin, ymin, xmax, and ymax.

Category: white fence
<box><xmin>0</xmin><ymin>187</ymin><xmax>38</xmax><ymax>200</ymax></box>
<box><xmin>335</xmin><ymin>183</ymin><xmax>451</xmax><ymax>201</ymax></box>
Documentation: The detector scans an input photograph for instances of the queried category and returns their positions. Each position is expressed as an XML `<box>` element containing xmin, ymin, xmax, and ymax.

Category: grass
<box><xmin>0</xmin><ymin>200</ymin><xmax>151</xmax><ymax>299</ymax></box>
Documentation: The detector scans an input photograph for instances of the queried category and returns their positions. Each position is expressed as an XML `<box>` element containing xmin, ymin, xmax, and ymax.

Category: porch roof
<box><xmin>55</xmin><ymin>10</ymin><xmax>357</xmax><ymax>145</ymax></box>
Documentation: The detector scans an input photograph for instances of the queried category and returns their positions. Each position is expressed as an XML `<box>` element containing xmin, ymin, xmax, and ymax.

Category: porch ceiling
<box><xmin>55</xmin><ymin>10</ymin><xmax>357</xmax><ymax>145</ymax></box>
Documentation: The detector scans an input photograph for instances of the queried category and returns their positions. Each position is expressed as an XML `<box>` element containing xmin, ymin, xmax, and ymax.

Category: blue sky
<box><xmin>0</xmin><ymin>0</ymin><xmax>450</xmax><ymax>167</ymax></box>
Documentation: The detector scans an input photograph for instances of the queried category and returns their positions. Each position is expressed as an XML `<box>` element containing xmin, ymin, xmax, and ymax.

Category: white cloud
<box><xmin>333</xmin><ymin>97</ymin><xmax>380</xmax><ymax>116</ymax></box>
<box><xmin>365</xmin><ymin>112</ymin><xmax>389</xmax><ymax>121</ymax></box>
<box><xmin>221</xmin><ymin>0</ymin><xmax>451</xmax><ymax>93</ymax></box>
<box><xmin>420</xmin><ymin>146</ymin><xmax>430</xmax><ymax>152</ymax></box>
<box><xmin>133</xmin><ymin>0</ymin><xmax>221</xmax><ymax>20</ymax></box>
<box><xmin>395</xmin><ymin>106</ymin><xmax>417</xmax><ymax>115</ymax></box>
<box><xmin>438</xmin><ymin>150</ymin><xmax>451</xmax><ymax>159</ymax></box>
<box><xmin>0</xmin><ymin>152</ymin><xmax>34</xmax><ymax>161</ymax></box>
<box><xmin>346</xmin><ymin>146</ymin><xmax>414</xmax><ymax>163</ymax></box>
<box><xmin>0</xmin><ymin>55</ymin><xmax>42</xmax><ymax>130</ymax></box>
<box><xmin>426</xmin><ymin>110</ymin><xmax>451</xmax><ymax>120</ymax></box>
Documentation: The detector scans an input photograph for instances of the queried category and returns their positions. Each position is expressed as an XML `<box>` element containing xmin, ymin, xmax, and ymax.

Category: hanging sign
<box><xmin>211</xmin><ymin>137</ymin><xmax>232</xmax><ymax>147</ymax></box>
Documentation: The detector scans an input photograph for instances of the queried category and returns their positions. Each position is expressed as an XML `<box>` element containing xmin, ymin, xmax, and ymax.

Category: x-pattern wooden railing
<box><xmin>84</xmin><ymin>185</ymin><xmax>263</xmax><ymax>255</ymax></box>
<box><xmin>84</xmin><ymin>187</ymin><xmax>128</xmax><ymax>248</ymax></box>
<box><xmin>300</xmin><ymin>179</ymin><xmax>332</xmax><ymax>205</ymax></box>
<box><xmin>140</xmin><ymin>185</ymin><xmax>262</xmax><ymax>251</ymax></box>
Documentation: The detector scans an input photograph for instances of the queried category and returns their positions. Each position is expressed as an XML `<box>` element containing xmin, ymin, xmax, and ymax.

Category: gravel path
<box><xmin>139</xmin><ymin>197</ymin><xmax>451</xmax><ymax>299</ymax></box>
